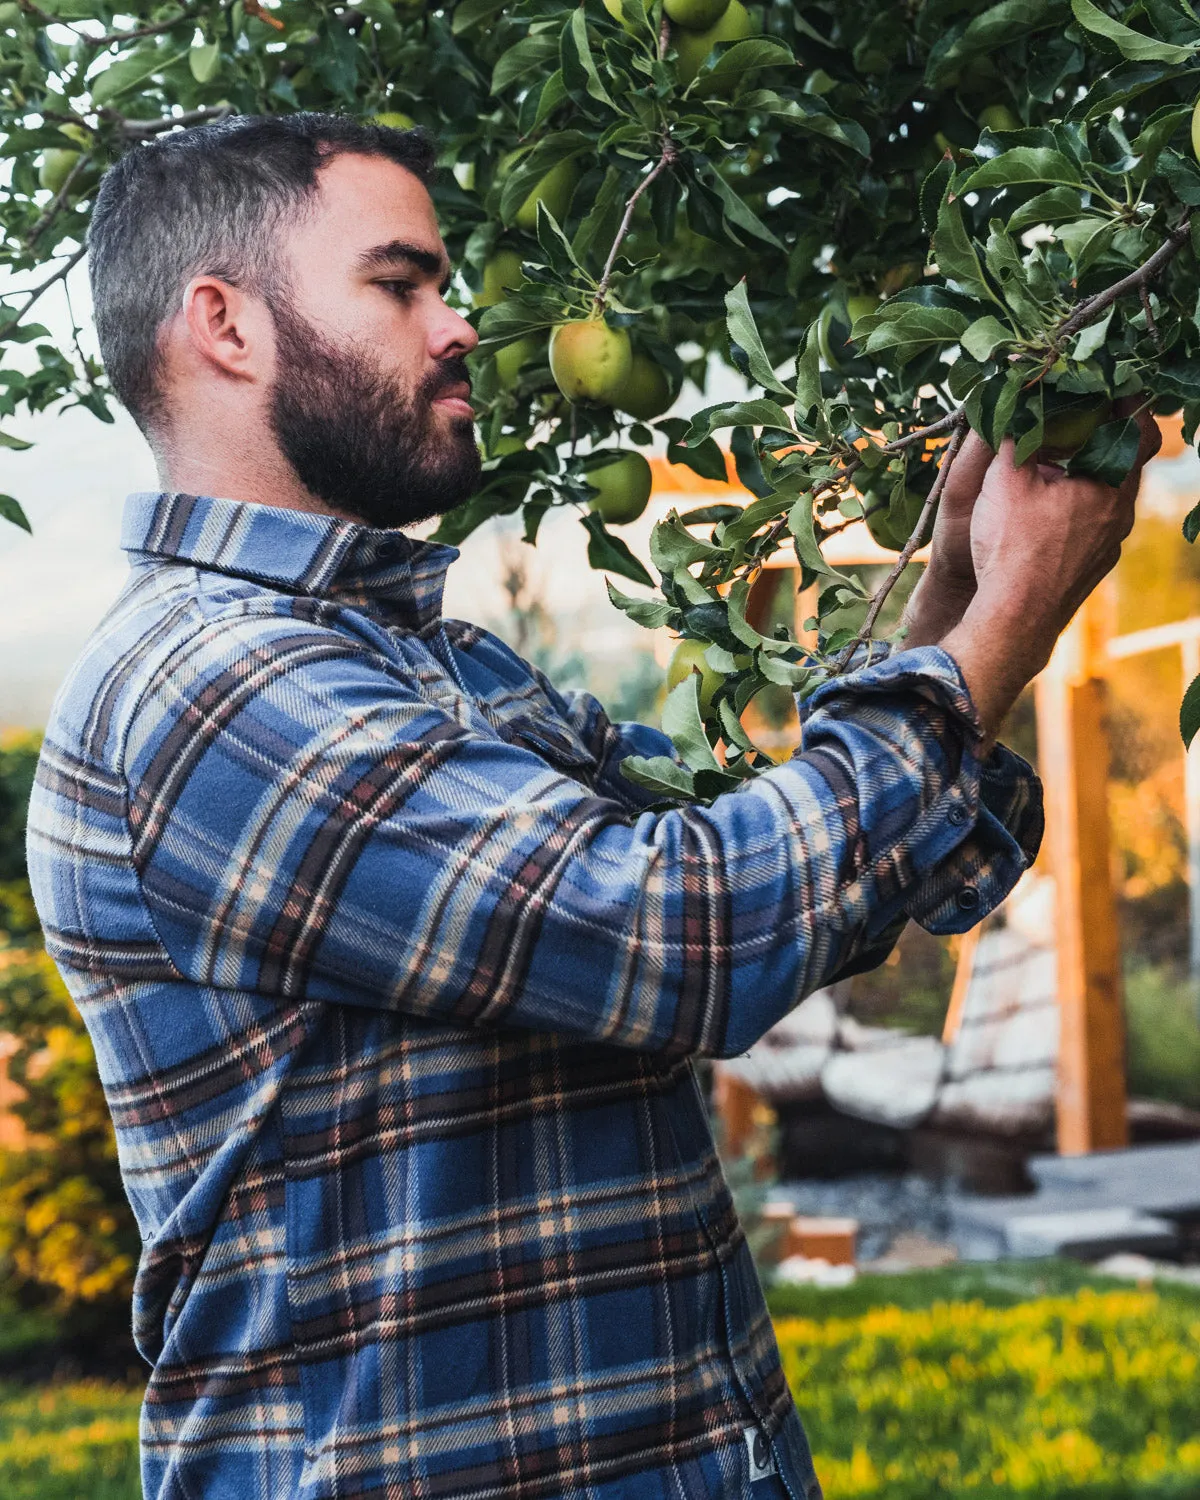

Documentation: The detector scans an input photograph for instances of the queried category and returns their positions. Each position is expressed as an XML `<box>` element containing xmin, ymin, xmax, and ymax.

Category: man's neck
<box><xmin>158</xmin><ymin>446</ymin><xmax>358</xmax><ymax>524</ymax></box>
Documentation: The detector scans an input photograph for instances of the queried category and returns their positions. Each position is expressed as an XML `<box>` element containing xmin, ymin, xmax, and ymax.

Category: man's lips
<box><xmin>433</xmin><ymin>382</ymin><xmax>473</xmax><ymax>416</ymax></box>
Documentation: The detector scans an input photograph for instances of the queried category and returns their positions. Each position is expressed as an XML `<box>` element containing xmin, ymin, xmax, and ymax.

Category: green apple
<box><xmin>666</xmin><ymin>638</ymin><xmax>751</xmax><ymax>713</ymax></box>
<box><xmin>978</xmin><ymin>103</ymin><xmax>1020</xmax><ymax>133</ymax></box>
<box><xmin>474</xmin><ymin>247</ymin><xmax>526</xmax><ymax>309</ymax></box>
<box><xmin>846</xmin><ymin>292</ymin><xmax>880</xmax><ymax>325</ymax></box>
<box><xmin>373</xmin><ymin>110</ymin><xmax>415</xmax><ymax>129</ymax></box>
<box><xmin>39</xmin><ymin>148</ymin><xmax>80</xmax><ymax>194</ymax></box>
<box><xmin>863</xmin><ymin>488</ymin><xmax>931</xmax><ymax>552</ymax></box>
<box><xmin>665</xmin><ymin>0</ymin><xmax>730</xmax><ymax>28</ymax></box>
<box><xmin>1040</xmin><ymin>395</ymin><xmax>1113</xmax><ymax>457</ymax></box>
<box><xmin>673</xmin><ymin>0</ymin><xmax>755</xmax><ymax>86</ymax></box>
<box><xmin>548</xmin><ymin>318</ymin><xmax>633</xmax><ymax>404</ymax></box>
<box><xmin>514</xmin><ymin>157</ymin><xmax>580</xmax><ymax>230</ymax></box>
<box><xmin>586</xmin><ymin>452</ymin><xmax>654</xmax><ymax>525</ymax></box>
<box><xmin>614</xmin><ymin>353</ymin><xmax>672</xmax><ymax>421</ymax></box>
<box><xmin>494</xmin><ymin>334</ymin><xmax>540</xmax><ymax>388</ymax></box>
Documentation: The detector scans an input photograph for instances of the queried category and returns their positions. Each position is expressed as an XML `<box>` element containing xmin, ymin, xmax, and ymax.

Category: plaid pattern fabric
<box><xmin>26</xmin><ymin>491</ymin><xmax>1042</xmax><ymax>1500</ymax></box>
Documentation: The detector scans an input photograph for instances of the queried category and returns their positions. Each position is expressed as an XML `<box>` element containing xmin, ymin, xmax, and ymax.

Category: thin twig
<box><xmin>832</xmin><ymin>417</ymin><xmax>968</xmax><ymax>672</ymax></box>
<box><xmin>111</xmin><ymin>104</ymin><xmax>235</xmax><ymax>138</ymax></box>
<box><xmin>658</xmin><ymin>10</ymin><xmax>670</xmax><ymax>59</ymax></box>
<box><xmin>6</xmin><ymin>244</ymin><xmax>86</xmax><ymax>320</ymax></box>
<box><xmin>592</xmin><ymin>138</ymin><xmax>677</xmax><ymax>314</ymax></box>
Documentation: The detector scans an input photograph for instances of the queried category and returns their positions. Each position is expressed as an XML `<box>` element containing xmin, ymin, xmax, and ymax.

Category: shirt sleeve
<box><xmin>122</xmin><ymin>612</ymin><xmax>1041</xmax><ymax>1061</ymax></box>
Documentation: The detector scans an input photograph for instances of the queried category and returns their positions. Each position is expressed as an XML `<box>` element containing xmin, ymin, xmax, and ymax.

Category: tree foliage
<box><xmin>0</xmin><ymin>733</ymin><xmax>137</xmax><ymax>1325</ymax></box>
<box><xmin>4</xmin><ymin>0</ymin><xmax>1200</xmax><ymax>790</ymax></box>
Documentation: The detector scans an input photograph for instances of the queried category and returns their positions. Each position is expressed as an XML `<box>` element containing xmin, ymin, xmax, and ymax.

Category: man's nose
<box><xmin>431</xmin><ymin>304</ymin><xmax>479</xmax><ymax>360</ymax></box>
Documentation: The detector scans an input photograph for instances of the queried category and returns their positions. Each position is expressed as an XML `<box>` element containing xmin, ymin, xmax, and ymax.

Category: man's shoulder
<box><xmin>42</xmin><ymin>560</ymin><xmax>374</xmax><ymax>775</ymax></box>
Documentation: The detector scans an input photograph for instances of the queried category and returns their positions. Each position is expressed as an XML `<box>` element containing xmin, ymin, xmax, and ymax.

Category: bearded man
<box><xmin>26</xmin><ymin>113</ymin><xmax>1155</xmax><ymax>1500</ymax></box>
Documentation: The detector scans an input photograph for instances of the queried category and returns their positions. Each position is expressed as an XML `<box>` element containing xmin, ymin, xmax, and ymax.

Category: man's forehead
<box><xmin>311</xmin><ymin>152</ymin><xmax>450</xmax><ymax>277</ymax></box>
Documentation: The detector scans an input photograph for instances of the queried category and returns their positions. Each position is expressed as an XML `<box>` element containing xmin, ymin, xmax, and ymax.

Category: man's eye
<box><xmin>382</xmin><ymin>281</ymin><xmax>416</xmax><ymax>301</ymax></box>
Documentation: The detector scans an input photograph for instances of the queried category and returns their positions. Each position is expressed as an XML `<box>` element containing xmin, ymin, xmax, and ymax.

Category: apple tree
<box><xmin>4</xmin><ymin>0</ymin><xmax>1200</xmax><ymax>802</ymax></box>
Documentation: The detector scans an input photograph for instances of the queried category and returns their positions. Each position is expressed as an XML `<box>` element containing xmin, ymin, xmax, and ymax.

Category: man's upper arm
<box><xmin>122</xmin><ymin>613</ymin><xmax>1038</xmax><ymax>1059</ymax></box>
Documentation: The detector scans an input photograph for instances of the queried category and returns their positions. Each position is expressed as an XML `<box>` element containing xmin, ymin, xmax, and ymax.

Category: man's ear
<box><xmin>181</xmin><ymin>276</ymin><xmax>267</xmax><ymax>382</ymax></box>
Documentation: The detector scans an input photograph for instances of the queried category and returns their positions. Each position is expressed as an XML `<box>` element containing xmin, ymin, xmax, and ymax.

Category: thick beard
<box><xmin>266</xmin><ymin>294</ymin><xmax>481</xmax><ymax>530</ymax></box>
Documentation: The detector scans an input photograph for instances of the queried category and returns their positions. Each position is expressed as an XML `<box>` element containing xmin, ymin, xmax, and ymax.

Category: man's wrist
<box><xmin>900</xmin><ymin>564</ymin><xmax>975</xmax><ymax>649</ymax></box>
<box><xmin>941</xmin><ymin>593</ymin><xmax>1053</xmax><ymax>744</ymax></box>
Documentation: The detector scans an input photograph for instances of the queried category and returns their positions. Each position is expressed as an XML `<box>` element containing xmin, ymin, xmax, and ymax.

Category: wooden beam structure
<box><xmin>1035</xmin><ymin>589</ymin><xmax>1129</xmax><ymax>1155</ymax></box>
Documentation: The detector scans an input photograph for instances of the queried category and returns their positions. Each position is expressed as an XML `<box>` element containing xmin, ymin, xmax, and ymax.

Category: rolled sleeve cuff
<box><xmin>799</xmin><ymin>643</ymin><xmax>1044</xmax><ymax>940</ymax></box>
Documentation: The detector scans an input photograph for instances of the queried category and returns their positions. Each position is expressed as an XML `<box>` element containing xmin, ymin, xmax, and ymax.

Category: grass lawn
<box><xmin>2</xmin><ymin>1262</ymin><xmax>1197</xmax><ymax>1499</ymax></box>
<box><xmin>770</xmin><ymin>1262</ymin><xmax>1200</xmax><ymax>1499</ymax></box>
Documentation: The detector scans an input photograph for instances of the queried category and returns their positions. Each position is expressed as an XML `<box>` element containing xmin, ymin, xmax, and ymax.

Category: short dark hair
<box><xmin>87</xmin><ymin>112</ymin><xmax>438</xmax><ymax>432</ymax></box>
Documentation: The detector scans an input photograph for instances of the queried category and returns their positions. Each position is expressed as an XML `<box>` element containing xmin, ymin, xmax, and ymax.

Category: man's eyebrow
<box><xmin>357</xmin><ymin>239</ymin><xmax>453</xmax><ymax>294</ymax></box>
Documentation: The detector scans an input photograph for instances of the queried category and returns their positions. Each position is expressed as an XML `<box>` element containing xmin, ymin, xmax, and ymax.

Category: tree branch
<box><xmin>110</xmin><ymin>104</ymin><xmax>235</xmax><ymax>138</ymax></box>
<box><xmin>832</xmin><ymin>417</ymin><xmax>968</xmax><ymax>672</ymax></box>
<box><xmin>592</xmin><ymin>136</ymin><xmax>677</xmax><ymax>315</ymax></box>
<box><xmin>1054</xmin><ymin>216</ymin><xmax>1191</xmax><ymax>345</ymax></box>
<box><xmin>7</xmin><ymin>244</ymin><xmax>87</xmax><ymax>320</ymax></box>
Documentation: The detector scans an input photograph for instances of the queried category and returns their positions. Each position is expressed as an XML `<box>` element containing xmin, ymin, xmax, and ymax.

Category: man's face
<box><xmin>266</xmin><ymin>152</ymin><xmax>482</xmax><ymax>530</ymax></box>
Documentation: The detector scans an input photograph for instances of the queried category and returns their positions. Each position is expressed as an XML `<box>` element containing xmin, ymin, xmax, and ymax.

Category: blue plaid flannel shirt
<box><xmin>26</xmin><ymin>490</ymin><xmax>1042</xmax><ymax>1500</ymax></box>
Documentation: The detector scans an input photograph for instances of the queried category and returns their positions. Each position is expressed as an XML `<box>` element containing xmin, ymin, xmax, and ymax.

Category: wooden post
<box><xmin>1035</xmin><ymin>587</ymin><xmax>1129</xmax><ymax>1154</ymax></box>
<box><xmin>1182</xmin><ymin>638</ymin><xmax>1200</xmax><ymax>987</ymax></box>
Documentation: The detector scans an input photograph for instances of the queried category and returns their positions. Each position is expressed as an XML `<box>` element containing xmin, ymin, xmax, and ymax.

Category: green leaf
<box><xmin>788</xmin><ymin>493</ymin><xmax>863</xmax><ymax>589</ymax></box>
<box><xmin>650</xmin><ymin>511</ymin><xmax>722</xmax><ymax>573</ymax></box>
<box><xmin>188</xmin><ymin>42</ymin><xmax>221</xmax><ymax>84</ymax></box>
<box><xmin>1182</xmin><ymin>674</ymin><xmax>1200</xmax><ymax>749</ymax></box>
<box><xmin>959</xmin><ymin>146</ymin><xmax>1085</xmax><ymax>192</ymax></box>
<box><xmin>452</xmin><ymin>0</ymin><xmax>508</xmax><ymax>35</ymax></box>
<box><xmin>0</xmin><ymin>494</ymin><xmax>30</xmax><ymax>532</ymax></box>
<box><xmin>794</xmin><ymin>320</ymin><xmax>823</xmax><ymax>426</ymax></box>
<box><xmin>934</xmin><ymin>194</ymin><xmax>994</xmax><ymax>302</ymax></box>
<box><xmin>724</xmin><ymin>280</ymin><xmax>795</xmax><ymax>399</ymax></box>
<box><xmin>617</xmin><ymin>754</ymin><xmax>697</xmax><ymax>801</ymax></box>
<box><xmin>1007</xmin><ymin>186</ymin><xmax>1087</xmax><ymax>234</ymax></box>
<box><xmin>961</xmin><ymin>315</ymin><xmax>1016</xmax><ymax>362</ymax></box>
<box><xmin>1067</xmin><ymin>416</ymin><xmax>1140</xmax><ymax>486</ymax></box>
<box><xmin>605</xmin><ymin>578</ymin><xmax>679</xmax><ymax>630</ymax></box>
<box><xmin>90</xmin><ymin>44</ymin><xmax>187</xmax><ymax>106</ymax></box>
<box><xmin>0</xmin><ymin>430</ymin><xmax>33</xmax><ymax>451</ymax></box>
<box><xmin>1070</xmin><ymin>305</ymin><xmax>1113</xmax><ymax>364</ymax></box>
<box><xmin>581</xmin><ymin>512</ymin><xmax>654</xmax><ymax>587</ymax></box>
<box><xmin>661</xmin><ymin>674</ymin><xmax>722</xmax><ymax>773</ymax></box>
<box><xmin>561</xmin><ymin>8</ymin><xmax>619</xmax><ymax>115</ymax></box>
<box><xmin>1069</xmin><ymin>0</ymin><xmax>1195</xmax><ymax>63</ymax></box>
<box><xmin>691</xmin><ymin>157</ymin><xmax>785</xmax><ymax>250</ymax></box>
<box><xmin>491</xmin><ymin>32</ymin><xmax>562</xmax><ymax>94</ymax></box>
<box><xmin>683</xmin><ymin>398</ymin><xmax>795</xmax><ymax>447</ymax></box>
<box><xmin>738</xmin><ymin>89</ymin><xmax>869</xmax><ymax>155</ymax></box>
<box><xmin>534</xmin><ymin>201</ymin><xmax>582</xmax><ymax>278</ymax></box>
<box><xmin>860</xmin><ymin>303</ymin><xmax>970</xmax><ymax>364</ymax></box>
<box><xmin>1182</xmin><ymin>500</ymin><xmax>1200</xmax><ymax>545</ymax></box>
<box><xmin>687</xmin><ymin>38</ymin><xmax>796</xmax><ymax>97</ymax></box>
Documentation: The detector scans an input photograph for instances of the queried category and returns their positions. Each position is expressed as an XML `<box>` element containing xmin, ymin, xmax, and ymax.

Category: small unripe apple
<box><xmin>846</xmin><ymin>292</ymin><xmax>880</xmax><ymax>325</ymax></box>
<box><xmin>864</xmin><ymin>490</ymin><xmax>928</xmax><ymax>552</ymax></box>
<box><xmin>474</xmin><ymin>247</ymin><xmax>526</xmax><ymax>309</ymax></box>
<box><xmin>494</xmin><ymin>334</ymin><xmax>540</xmax><ymax>388</ymax></box>
<box><xmin>1040</xmin><ymin>396</ymin><xmax>1113</xmax><ymax>457</ymax></box>
<box><xmin>549</xmin><ymin>318</ymin><xmax>633</xmax><ymax>404</ymax></box>
<box><xmin>665</xmin><ymin>0</ymin><xmax>730</xmax><ymax>29</ymax></box>
<box><xmin>39</xmin><ymin>148</ymin><xmax>80</xmax><ymax>194</ymax></box>
<box><xmin>586</xmin><ymin>451</ymin><xmax>654</xmax><ymax>525</ymax></box>
<box><xmin>614</xmin><ymin>353</ymin><xmax>672</xmax><ymax>421</ymax></box>
<box><xmin>978</xmin><ymin>103</ymin><xmax>1020</xmax><ymax>133</ymax></box>
<box><xmin>514</xmin><ymin>157</ymin><xmax>580</xmax><ymax>230</ymax></box>
<box><xmin>673</xmin><ymin>0</ymin><xmax>755</xmax><ymax>86</ymax></box>
<box><xmin>666</xmin><ymin>638</ymin><xmax>751</xmax><ymax>713</ymax></box>
<box><xmin>374</xmin><ymin>110</ymin><xmax>415</xmax><ymax>129</ymax></box>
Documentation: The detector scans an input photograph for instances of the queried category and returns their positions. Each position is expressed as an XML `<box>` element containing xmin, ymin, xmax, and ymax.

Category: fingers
<box><xmin>940</xmin><ymin>428</ymin><xmax>994</xmax><ymax>512</ymax></box>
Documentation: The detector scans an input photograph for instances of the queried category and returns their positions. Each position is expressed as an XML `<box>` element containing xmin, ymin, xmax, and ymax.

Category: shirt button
<box><xmin>948</xmin><ymin>804</ymin><xmax>968</xmax><ymax>826</ymax></box>
<box><xmin>957</xmin><ymin>886</ymin><xmax>980</xmax><ymax>911</ymax></box>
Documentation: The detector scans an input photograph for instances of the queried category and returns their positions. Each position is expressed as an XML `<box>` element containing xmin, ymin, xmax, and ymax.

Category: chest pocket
<box><xmin>491</xmin><ymin>709</ymin><xmax>599</xmax><ymax>783</ymax></box>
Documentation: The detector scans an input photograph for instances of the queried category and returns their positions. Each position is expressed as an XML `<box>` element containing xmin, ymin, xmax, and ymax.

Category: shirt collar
<box><xmin>120</xmin><ymin>491</ymin><xmax>460</xmax><ymax>633</ymax></box>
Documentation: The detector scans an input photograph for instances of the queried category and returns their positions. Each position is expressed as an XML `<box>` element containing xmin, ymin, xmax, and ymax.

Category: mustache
<box><xmin>426</xmin><ymin>362</ymin><xmax>473</xmax><ymax>401</ymax></box>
